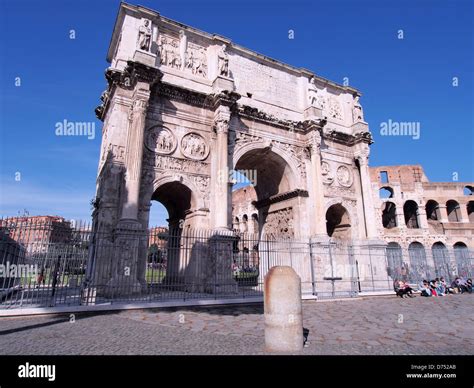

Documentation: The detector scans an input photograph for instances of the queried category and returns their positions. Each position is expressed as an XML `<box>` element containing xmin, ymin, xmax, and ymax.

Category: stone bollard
<box><xmin>264</xmin><ymin>266</ymin><xmax>303</xmax><ymax>352</ymax></box>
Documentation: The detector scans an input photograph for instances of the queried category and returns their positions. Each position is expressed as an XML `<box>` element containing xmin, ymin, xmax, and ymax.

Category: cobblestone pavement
<box><xmin>0</xmin><ymin>294</ymin><xmax>473</xmax><ymax>355</ymax></box>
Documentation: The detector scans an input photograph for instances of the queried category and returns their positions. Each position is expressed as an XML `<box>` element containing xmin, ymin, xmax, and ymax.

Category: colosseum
<box><xmin>233</xmin><ymin>165</ymin><xmax>474</xmax><ymax>283</ymax></box>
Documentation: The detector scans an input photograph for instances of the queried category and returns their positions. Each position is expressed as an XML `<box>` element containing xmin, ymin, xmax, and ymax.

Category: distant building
<box><xmin>0</xmin><ymin>216</ymin><xmax>74</xmax><ymax>254</ymax></box>
<box><xmin>232</xmin><ymin>187</ymin><xmax>258</xmax><ymax>233</ymax></box>
<box><xmin>369</xmin><ymin>165</ymin><xmax>473</xmax><ymax>254</ymax></box>
<box><xmin>148</xmin><ymin>226</ymin><xmax>168</xmax><ymax>250</ymax></box>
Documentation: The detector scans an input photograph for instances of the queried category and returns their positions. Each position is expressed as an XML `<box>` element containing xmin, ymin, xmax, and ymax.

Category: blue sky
<box><xmin>0</xmin><ymin>0</ymin><xmax>473</xmax><ymax>226</ymax></box>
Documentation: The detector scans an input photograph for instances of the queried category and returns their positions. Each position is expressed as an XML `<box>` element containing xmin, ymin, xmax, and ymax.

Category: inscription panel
<box><xmin>230</xmin><ymin>54</ymin><xmax>301</xmax><ymax>111</ymax></box>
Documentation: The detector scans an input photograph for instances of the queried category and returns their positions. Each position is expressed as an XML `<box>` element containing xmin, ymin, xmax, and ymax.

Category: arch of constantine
<box><xmin>90</xmin><ymin>3</ymin><xmax>473</xmax><ymax>298</ymax></box>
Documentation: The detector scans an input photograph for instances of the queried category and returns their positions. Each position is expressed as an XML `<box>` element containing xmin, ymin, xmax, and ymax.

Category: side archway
<box><xmin>151</xmin><ymin>175</ymin><xmax>205</xmax><ymax>228</ymax></box>
<box><xmin>325</xmin><ymin>203</ymin><xmax>351</xmax><ymax>240</ymax></box>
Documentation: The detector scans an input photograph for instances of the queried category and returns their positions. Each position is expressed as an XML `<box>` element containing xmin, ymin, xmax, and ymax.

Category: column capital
<box><xmin>309</xmin><ymin>129</ymin><xmax>322</xmax><ymax>155</ymax></box>
<box><xmin>355</xmin><ymin>148</ymin><xmax>370</xmax><ymax>166</ymax></box>
<box><xmin>213</xmin><ymin>117</ymin><xmax>229</xmax><ymax>134</ymax></box>
<box><xmin>213</xmin><ymin>104</ymin><xmax>232</xmax><ymax>134</ymax></box>
<box><xmin>132</xmin><ymin>96</ymin><xmax>149</xmax><ymax>111</ymax></box>
<box><xmin>128</xmin><ymin>90</ymin><xmax>150</xmax><ymax>122</ymax></box>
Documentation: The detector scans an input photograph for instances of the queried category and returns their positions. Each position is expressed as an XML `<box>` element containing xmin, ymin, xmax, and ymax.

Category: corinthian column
<box><xmin>356</xmin><ymin>147</ymin><xmax>378</xmax><ymax>238</ymax></box>
<box><xmin>309</xmin><ymin>129</ymin><xmax>327</xmax><ymax>236</ymax></box>
<box><xmin>213</xmin><ymin>106</ymin><xmax>231</xmax><ymax>229</ymax></box>
<box><xmin>120</xmin><ymin>85</ymin><xmax>150</xmax><ymax>221</ymax></box>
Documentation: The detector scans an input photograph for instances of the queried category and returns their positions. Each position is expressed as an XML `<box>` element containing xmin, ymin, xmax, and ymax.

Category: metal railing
<box><xmin>1</xmin><ymin>217</ymin><xmax>473</xmax><ymax>310</ymax></box>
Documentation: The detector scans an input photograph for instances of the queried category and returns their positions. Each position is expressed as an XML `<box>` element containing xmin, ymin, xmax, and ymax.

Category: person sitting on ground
<box><xmin>399</xmin><ymin>280</ymin><xmax>415</xmax><ymax>298</ymax></box>
<box><xmin>394</xmin><ymin>279</ymin><xmax>404</xmax><ymax>298</ymax></box>
<box><xmin>466</xmin><ymin>278</ymin><xmax>473</xmax><ymax>293</ymax></box>
<box><xmin>420</xmin><ymin>280</ymin><xmax>432</xmax><ymax>297</ymax></box>
<box><xmin>455</xmin><ymin>277</ymin><xmax>469</xmax><ymax>293</ymax></box>
<box><xmin>440</xmin><ymin>277</ymin><xmax>454</xmax><ymax>294</ymax></box>
<box><xmin>435</xmin><ymin>278</ymin><xmax>445</xmax><ymax>296</ymax></box>
<box><xmin>429</xmin><ymin>280</ymin><xmax>439</xmax><ymax>296</ymax></box>
<box><xmin>451</xmin><ymin>277</ymin><xmax>462</xmax><ymax>293</ymax></box>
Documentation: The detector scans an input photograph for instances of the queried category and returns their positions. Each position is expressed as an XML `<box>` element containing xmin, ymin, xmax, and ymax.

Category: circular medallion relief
<box><xmin>145</xmin><ymin>126</ymin><xmax>177</xmax><ymax>155</ymax></box>
<box><xmin>180</xmin><ymin>132</ymin><xmax>209</xmax><ymax>160</ymax></box>
<box><xmin>336</xmin><ymin>165</ymin><xmax>353</xmax><ymax>187</ymax></box>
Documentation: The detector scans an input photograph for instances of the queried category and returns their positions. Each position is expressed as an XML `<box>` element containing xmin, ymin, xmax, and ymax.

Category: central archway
<box><xmin>233</xmin><ymin>145</ymin><xmax>301</xmax><ymax>238</ymax></box>
<box><xmin>232</xmin><ymin>144</ymin><xmax>308</xmax><ymax>289</ymax></box>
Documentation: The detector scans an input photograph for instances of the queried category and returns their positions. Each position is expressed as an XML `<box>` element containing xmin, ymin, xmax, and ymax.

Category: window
<box><xmin>467</xmin><ymin>201</ymin><xmax>474</xmax><ymax>223</ymax></box>
<box><xmin>413</xmin><ymin>168</ymin><xmax>422</xmax><ymax>182</ymax></box>
<box><xmin>380</xmin><ymin>171</ymin><xmax>389</xmax><ymax>184</ymax></box>
<box><xmin>446</xmin><ymin>200</ymin><xmax>461</xmax><ymax>222</ymax></box>
<box><xmin>382</xmin><ymin>202</ymin><xmax>397</xmax><ymax>229</ymax></box>
<box><xmin>425</xmin><ymin>200</ymin><xmax>441</xmax><ymax>221</ymax></box>
<box><xmin>464</xmin><ymin>186</ymin><xmax>473</xmax><ymax>196</ymax></box>
<box><xmin>404</xmin><ymin>200</ymin><xmax>420</xmax><ymax>228</ymax></box>
<box><xmin>379</xmin><ymin>186</ymin><xmax>394</xmax><ymax>199</ymax></box>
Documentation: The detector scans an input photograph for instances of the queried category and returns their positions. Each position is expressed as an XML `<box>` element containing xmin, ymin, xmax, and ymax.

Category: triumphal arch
<box><xmin>91</xmin><ymin>3</ymin><xmax>383</xmax><ymax>295</ymax></box>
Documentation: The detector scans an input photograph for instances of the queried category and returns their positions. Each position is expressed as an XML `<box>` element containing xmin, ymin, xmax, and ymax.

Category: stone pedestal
<box><xmin>133</xmin><ymin>49</ymin><xmax>157</xmax><ymax>67</ymax></box>
<box><xmin>205</xmin><ymin>231</ymin><xmax>239</xmax><ymax>294</ymax></box>
<box><xmin>212</xmin><ymin>75</ymin><xmax>234</xmax><ymax>92</ymax></box>
<box><xmin>103</xmin><ymin>219</ymin><xmax>146</xmax><ymax>297</ymax></box>
<box><xmin>304</xmin><ymin>105</ymin><xmax>323</xmax><ymax>119</ymax></box>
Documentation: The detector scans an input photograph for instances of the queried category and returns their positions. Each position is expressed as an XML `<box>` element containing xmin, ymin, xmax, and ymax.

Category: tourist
<box><xmin>440</xmin><ymin>277</ymin><xmax>454</xmax><ymax>294</ymax></box>
<box><xmin>451</xmin><ymin>277</ymin><xmax>462</xmax><ymax>293</ymax></box>
<box><xmin>455</xmin><ymin>277</ymin><xmax>469</xmax><ymax>293</ymax></box>
<box><xmin>232</xmin><ymin>260</ymin><xmax>240</xmax><ymax>276</ymax></box>
<box><xmin>420</xmin><ymin>280</ymin><xmax>432</xmax><ymax>297</ymax></box>
<box><xmin>395</xmin><ymin>280</ymin><xmax>415</xmax><ymax>298</ymax></box>
<box><xmin>35</xmin><ymin>268</ymin><xmax>45</xmax><ymax>288</ymax></box>
<box><xmin>466</xmin><ymin>278</ymin><xmax>473</xmax><ymax>293</ymax></box>
<box><xmin>394</xmin><ymin>279</ymin><xmax>404</xmax><ymax>297</ymax></box>
<box><xmin>435</xmin><ymin>278</ymin><xmax>445</xmax><ymax>296</ymax></box>
<box><xmin>429</xmin><ymin>280</ymin><xmax>439</xmax><ymax>296</ymax></box>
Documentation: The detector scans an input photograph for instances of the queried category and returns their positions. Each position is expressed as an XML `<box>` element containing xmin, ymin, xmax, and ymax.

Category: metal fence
<box><xmin>1</xmin><ymin>218</ymin><xmax>473</xmax><ymax>310</ymax></box>
<box><xmin>385</xmin><ymin>244</ymin><xmax>473</xmax><ymax>285</ymax></box>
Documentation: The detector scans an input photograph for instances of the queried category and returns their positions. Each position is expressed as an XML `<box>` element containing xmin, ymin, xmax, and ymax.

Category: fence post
<box><xmin>309</xmin><ymin>239</ymin><xmax>317</xmax><ymax>297</ymax></box>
